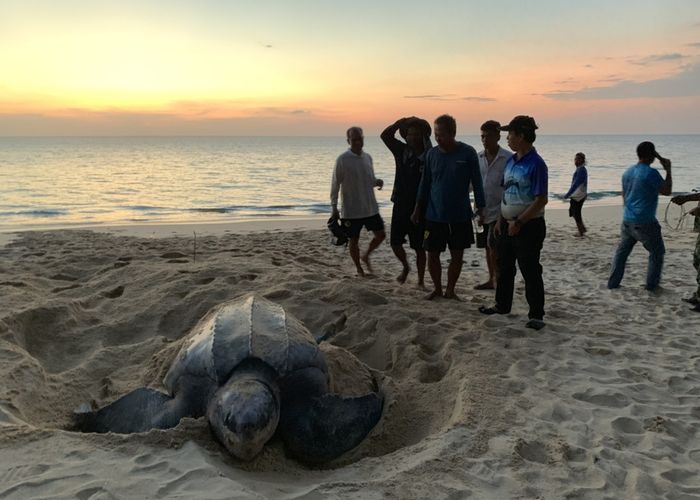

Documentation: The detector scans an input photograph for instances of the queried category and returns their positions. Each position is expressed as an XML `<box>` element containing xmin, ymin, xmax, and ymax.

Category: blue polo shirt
<box><xmin>417</xmin><ymin>142</ymin><xmax>485</xmax><ymax>224</ymax></box>
<box><xmin>500</xmin><ymin>148</ymin><xmax>548</xmax><ymax>219</ymax></box>
<box><xmin>622</xmin><ymin>163</ymin><xmax>664</xmax><ymax>224</ymax></box>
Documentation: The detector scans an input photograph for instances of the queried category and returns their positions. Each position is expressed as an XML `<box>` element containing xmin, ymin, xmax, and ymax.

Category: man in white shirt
<box><xmin>331</xmin><ymin>127</ymin><xmax>385</xmax><ymax>276</ymax></box>
<box><xmin>474</xmin><ymin>120</ymin><xmax>510</xmax><ymax>290</ymax></box>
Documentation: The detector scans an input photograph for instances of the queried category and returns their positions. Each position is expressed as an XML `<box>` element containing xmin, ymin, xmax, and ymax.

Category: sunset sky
<box><xmin>2</xmin><ymin>0</ymin><xmax>700</xmax><ymax>135</ymax></box>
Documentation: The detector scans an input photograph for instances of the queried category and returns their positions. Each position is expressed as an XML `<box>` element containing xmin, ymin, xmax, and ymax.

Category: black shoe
<box><xmin>525</xmin><ymin>319</ymin><xmax>546</xmax><ymax>330</ymax></box>
<box><xmin>682</xmin><ymin>295</ymin><xmax>699</xmax><ymax>305</ymax></box>
<box><xmin>691</xmin><ymin>304</ymin><xmax>700</xmax><ymax>313</ymax></box>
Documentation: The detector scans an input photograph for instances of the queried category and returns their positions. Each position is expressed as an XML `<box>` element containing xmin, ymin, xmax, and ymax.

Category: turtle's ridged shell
<box><xmin>163</xmin><ymin>295</ymin><xmax>326</xmax><ymax>393</ymax></box>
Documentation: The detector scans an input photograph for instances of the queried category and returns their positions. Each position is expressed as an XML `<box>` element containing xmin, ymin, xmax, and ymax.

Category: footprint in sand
<box><xmin>264</xmin><ymin>289</ymin><xmax>292</xmax><ymax>299</ymax></box>
<box><xmin>196</xmin><ymin>277</ymin><xmax>216</xmax><ymax>285</ymax></box>
<box><xmin>514</xmin><ymin>439</ymin><xmax>549</xmax><ymax>464</ymax></box>
<box><xmin>0</xmin><ymin>281</ymin><xmax>27</xmax><ymax>288</ymax></box>
<box><xmin>52</xmin><ymin>283</ymin><xmax>80</xmax><ymax>293</ymax></box>
<box><xmin>572</xmin><ymin>391</ymin><xmax>630</xmax><ymax>408</ymax></box>
<box><xmin>50</xmin><ymin>273</ymin><xmax>78</xmax><ymax>281</ymax></box>
<box><xmin>101</xmin><ymin>285</ymin><xmax>124</xmax><ymax>299</ymax></box>
<box><xmin>611</xmin><ymin>416</ymin><xmax>644</xmax><ymax>434</ymax></box>
<box><xmin>660</xmin><ymin>469</ymin><xmax>698</xmax><ymax>486</ymax></box>
<box><xmin>417</xmin><ymin>361</ymin><xmax>448</xmax><ymax>383</ymax></box>
<box><xmin>160</xmin><ymin>252</ymin><xmax>188</xmax><ymax>259</ymax></box>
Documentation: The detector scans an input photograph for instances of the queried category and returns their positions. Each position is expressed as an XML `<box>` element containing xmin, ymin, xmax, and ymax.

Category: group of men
<box><xmin>330</xmin><ymin>114</ymin><xmax>549</xmax><ymax>330</ymax></box>
<box><xmin>330</xmin><ymin>115</ymin><xmax>700</xmax><ymax>330</ymax></box>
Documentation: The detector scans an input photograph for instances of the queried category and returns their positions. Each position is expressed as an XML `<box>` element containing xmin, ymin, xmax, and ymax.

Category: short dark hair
<box><xmin>575</xmin><ymin>152</ymin><xmax>586</xmax><ymax>160</ymax></box>
<box><xmin>346</xmin><ymin>126</ymin><xmax>363</xmax><ymax>139</ymax></box>
<box><xmin>480</xmin><ymin>120</ymin><xmax>501</xmax><ymax>133</ymax></box>
<box><xmin>434</xmin><ymin>114</ymin><xmax>456</xmax><ymax>136</ymax></box>
<box><xmin>636</xmin><ymin>141</ymin><xmax>656</xmax><ymax>160</ymax></box>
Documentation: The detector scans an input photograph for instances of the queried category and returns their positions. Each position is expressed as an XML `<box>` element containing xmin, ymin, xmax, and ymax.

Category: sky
<box><xmin>2</xmin><ymin>0</ymin><xmax>700</xmax><ymax>135</ymax></box>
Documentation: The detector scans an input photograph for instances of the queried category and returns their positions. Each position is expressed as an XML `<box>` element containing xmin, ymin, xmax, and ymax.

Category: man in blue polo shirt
<box><xmin>411</xmin><ymin>114</ymin><xmax>485</xmax><ymax>300</ymax></box>
<box><xmin>607</xmin><ymin>141</ymin><xmax>672</xmax><ymax>291</ymax></box>
<box><xmin>479</xmin><ymin>115</ymin><xmax>548</xmax><ymax>330</ymax></box>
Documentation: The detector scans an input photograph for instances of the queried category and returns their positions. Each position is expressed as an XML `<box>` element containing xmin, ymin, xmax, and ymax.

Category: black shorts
<box><xmin>569</xmin><ymin>198</ymin><xmax>586</xmax><ymax>219</ymax></box>
<box><xmin>390</xmin><ymin>208</ymin><xmax>424</xmax><ymax>250</ymax></box>
<box><xmin>342</xmin><ymin>214</ymin><xmax>385</xmax><ymax>239</ymax></box>
<box><xmin>423</xmin><ymin>220</ymin><xmax>474</xmax><ymax>252</ymax></box>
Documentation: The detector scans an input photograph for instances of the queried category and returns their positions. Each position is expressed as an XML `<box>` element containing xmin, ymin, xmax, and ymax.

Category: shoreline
<box><xmin>0</xmin><ymin>202</ymin><xmax>631</xmax><ymax>246</ymax></box>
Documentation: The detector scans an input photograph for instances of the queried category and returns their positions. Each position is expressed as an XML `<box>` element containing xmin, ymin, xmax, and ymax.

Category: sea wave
<box><xmin>552</xmin><ymin>190</ymin><xmax>621</xmax><ymax>201</ymax></box>
<box><xmin>0</xmin><ymin>209</ymin><xmax>67</xmax><ymax>217</ymax></box>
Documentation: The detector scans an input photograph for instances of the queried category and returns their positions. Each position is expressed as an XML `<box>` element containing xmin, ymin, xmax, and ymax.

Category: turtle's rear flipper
<box><xmin>73</xmin><ymin>387</ymin><xmax>181</xmax><ymax>434</ymax></box>
<box><xmin>280</xmin><ymin>392</ymin><xmax>383</xmax><ymax>464</ymax></box>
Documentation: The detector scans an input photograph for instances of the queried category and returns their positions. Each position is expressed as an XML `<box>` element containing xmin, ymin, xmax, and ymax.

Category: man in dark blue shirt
<box><xmin>411</xmin><ymin>114</ymin><xmax>485</xmax><ymax>300</ymax></box>
<box><xmin>479</xmin><ymin>115</ymin><xmax>549</xmax><ymax>330</ymax></box>
<box><xmin>381</xmin><ymin>116</ymin><xmax>432</xmax><ymax>287</ymax></box>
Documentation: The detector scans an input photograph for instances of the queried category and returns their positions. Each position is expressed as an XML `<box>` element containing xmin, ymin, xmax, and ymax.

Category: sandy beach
<box><xmin>1</xmin><ymin>204</ymin><xmax>700</xmax><ymax>499</ymax></box>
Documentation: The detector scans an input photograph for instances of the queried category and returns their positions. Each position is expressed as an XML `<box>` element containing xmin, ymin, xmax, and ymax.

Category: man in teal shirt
<box><xmin>411</xmin><ymin>114</ymin><xmax>485</xmax><ymax>300</ymax></box>
<box><xmin>607</xmin><ymin>141</ymin><xmax>672</xmax><ymax>291</ymax></box>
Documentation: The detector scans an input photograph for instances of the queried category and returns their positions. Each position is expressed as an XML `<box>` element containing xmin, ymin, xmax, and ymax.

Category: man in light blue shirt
<box><xmin>607</xmin><ymin>141</ymin><xmax>673</xmax><ymax>291</ymax></box>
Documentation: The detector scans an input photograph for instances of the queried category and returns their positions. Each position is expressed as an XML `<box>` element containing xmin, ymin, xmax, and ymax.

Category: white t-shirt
<box><xmin>477</xmin><ymin>146</ymin><xmax>510</xmax><ymax>223</ymax></box>
<box><xmin>330</xmin><ymin>149</ymin><xmax>380</xmax><ymax>219</ymax></box>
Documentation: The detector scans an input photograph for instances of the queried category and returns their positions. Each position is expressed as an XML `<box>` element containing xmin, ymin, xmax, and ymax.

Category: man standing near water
<box><xmin>474</xmin><ymin>120</ymin><xmax>510</xmax><ymax>290</ymax></box>
<box><xmin>479</xmin><ymin>115</ymin><xmax>549</xmax><ymax>330</ymax></box>
<box><xmin>331</xmin><ymin>127</ymin><xmax>385</xmax><ymax>276</ymax></box>
<box><xmin>563</xmin><ymin>152</ymin><xmax>588</xmax><ymax>237</ymax></box>
<box><xmin>607</xmin><ymin>141</ymin><xmax>672</xmax><ymax>291</ymax></box>
<box><xmin>411</xmin><ymin>114</ymin><xmax>485</xmax><ymax>300</ymax></box>
<box><xmin>381</xmin><ymin>116</ymin><xmax>432</xmax><ymax>287</ymax></box>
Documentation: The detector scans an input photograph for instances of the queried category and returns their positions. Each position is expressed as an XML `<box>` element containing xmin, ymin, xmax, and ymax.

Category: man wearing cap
<box><xmin>411</xmin><ymin>114</ymin><xmax>485</xmax><ymax>300</ymax></box>
<box><xmin>607</xmin><ymin>141</ymin><xmax>672</xmax><ymax>291</ymax></box>
<box><xmin>474</xmin><ymin>120</ymin><xmax>511</xmax><ymax>290</ymax></box>
<box><xmin>479</xmin><ymin>115</ymin><xmax>548</xmax><ymax>330</ymax></box>
<box><xmin>381</xmin><ymin>116</ymin><xmax>432</xmax><ymax>287</ymax></box>
<box><xmin>331</xmin><ymin>126</ymin><xmax>385</xmax><ymax>276</ymax></box>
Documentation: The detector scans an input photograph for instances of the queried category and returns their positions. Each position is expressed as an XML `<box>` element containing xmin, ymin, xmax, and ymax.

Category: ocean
<box><xmin>1</xmin><ymin>135</ymin><xmax>699</xmax><ymax>229</ymax></box>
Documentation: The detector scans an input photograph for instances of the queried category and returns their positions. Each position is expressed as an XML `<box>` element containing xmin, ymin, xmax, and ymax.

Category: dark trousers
<box><xmin>569</xmin><ymin>198</ymin><xmax>586</xmax><ymax>228</ymax></box>
<box><xmin>495</xmin><ymin>217</ymin><xmax>546</xmax><ymax>319</ymax></box>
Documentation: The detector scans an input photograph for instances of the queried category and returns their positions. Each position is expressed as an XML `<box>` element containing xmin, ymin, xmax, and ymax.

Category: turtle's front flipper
<box><xmin>73</xmin><ymin>387</ymin><xmax>185</xmax><ymax>434</ymax></box>
<box><xmin>279</xmin><ymin>392</ymin><xmax>383</xmax><ymax>463</ymax></box>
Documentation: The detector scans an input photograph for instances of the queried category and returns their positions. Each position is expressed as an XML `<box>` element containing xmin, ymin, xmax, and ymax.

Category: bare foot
<box><xmin>361</xmin><ymin>253</ymin><xmax>373</xmax><ymax>274</ymax></box>
<box><xmin>424</xmin><ymin>289</ymin><xmax>442</xmax><ymax>300</ymax></box>
<box><xmin>443</xmin><ymin>291</ymin><xmax>462</xmax><ymax>301</ymax></box>
<box><xmin>416</xmin><ymin>281</ymin><xmax>427</xmax><ymax>291</ymax></box>
<box><xmin>355</xmin><ymin>266</ymin><xmax>365</xmax><ymax>277</ymax></box>
<box><xmin>396</xmin><ymin>266</ymin><xmax>409</xmax><ymax>284</ymax></box>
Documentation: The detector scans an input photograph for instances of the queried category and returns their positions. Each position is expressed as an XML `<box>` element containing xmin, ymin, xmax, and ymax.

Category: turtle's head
<box><xmin>207</xmin><ymin>365</ymin><xmax>280</xmax><ymax>461</ymax></box>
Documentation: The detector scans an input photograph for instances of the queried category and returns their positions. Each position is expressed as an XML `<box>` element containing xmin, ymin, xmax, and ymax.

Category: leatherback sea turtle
<box><xmin>74</xmin><ymin>294</ymin><xmax>383</xmax><ymax>463</ymax></box>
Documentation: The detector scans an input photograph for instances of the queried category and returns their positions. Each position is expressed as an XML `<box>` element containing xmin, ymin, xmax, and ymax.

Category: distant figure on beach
<box><xmin>411</xmin><ymin>114</ymin><xmax>485</xmax><ymax>300</ymax></box>
<box><xmin>607</xmin><ymin>141</ymin><xmax>672</xmax><ymax>291</ymax></box>
<box><xmin>474</xmin><ymin>120</ymin><xmax>510</xmax><ymax>290</ymax></box>
<box><xmin>564</xmin><ymin>152</ymin><xmax>588</xmax><ymax>237</ymax></box>
<box><xmin>479</xmin><ymin>116</ymin><xmax>548</xmax><ymax>330</ymax></box>
<box><xmin>671</xmin><ymin>192</ymin><xmax>700</xmax><ymax>312</ymax></box>
<box><xmin>331</xmin><ymin>127</ymin><xmax>385</xmax><ymax>276</ymax></box>
<box><xmin>381</xmin><ymin>117</ymin><xmax>432</xmax><ymax>287</ymax></box>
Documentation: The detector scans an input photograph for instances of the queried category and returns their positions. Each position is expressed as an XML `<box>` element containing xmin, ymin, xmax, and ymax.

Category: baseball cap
<box><xmin>500</xmin><ymin>115</ymin><xmax>539</xmax><ymax>132</ymax></box>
